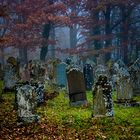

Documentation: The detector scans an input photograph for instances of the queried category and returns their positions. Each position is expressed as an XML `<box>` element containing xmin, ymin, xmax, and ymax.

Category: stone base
<box><xmin>17</xmin><ymin>115</ymin><xmax>40</xmax><ymax>124</ymax></box>
<box><xmin>114</xmin><ymin>99</ymin><xmax>140</xmax><ymax>107</ymax></box>
<box><xmin>70</xmin><ymin>100</ymin><xmax>87</xmax><ymax>106</ymax></box>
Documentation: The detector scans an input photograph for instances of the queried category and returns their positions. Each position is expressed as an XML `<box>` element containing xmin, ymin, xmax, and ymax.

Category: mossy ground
<box><xmin>0</xmin><ymin>90</ymin><xmax>140</xmax><ymax>139</ymax></box>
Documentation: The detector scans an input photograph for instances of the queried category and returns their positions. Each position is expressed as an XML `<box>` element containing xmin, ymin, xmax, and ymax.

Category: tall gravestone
<box><xmin>67</xmin><ymin>68</ymin><xmax>87</xmax><ymax>106</ymax></box>
<box><xmin>83</xmin><ymin>64</ymin><xmax>93</xmax><ymax>90</ymax></box>
<box><xmin>93</xmin><ymin>75</ymin><xmax>113</xmax><ymax>117</ymax></box>
<box><xmin>16</xmin><ymin>83</ymin><xmax>39</xmax><ymax>124</ymax></box>
<box><xmin>4</xmin><ymin>63</ymin><xmax>17</xmax><ymax>91</ymax></box>
<box><xmin>35</xmin><ymin>82</ymin><xmax>45</xmax><ymax>106</ymax></box>
<box><xmin>56</xmin><ymin>62</ymin><xmax>67</xmax><ymax>87</ymax></box>
<box><xmin>113</xmin><ymin>60</ymin><xmax>133</xmax><ymax>103</ymax></box>
<box><xmin>129</xmin><ymin>58</ymin><xmax>140</xmax><ymax>96</ymax></box>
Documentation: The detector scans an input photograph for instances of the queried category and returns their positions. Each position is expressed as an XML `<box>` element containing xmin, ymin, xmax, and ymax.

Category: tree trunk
<box><xmin>104</xmin><ymin>5</ymin><xmax>112</xmax><ymax>62</ymax></box>
<box><xmin>19</xmin><ymin>46</ymin><xmax>28</xmax><ymax>65</ymax></box>
<box><xmin>40</xmin><ymin>23</ymin><xmax>51</xmax><ymax>61</ymax></box>
<box><xmin>121</xmin><ymin>7</ymin><xmax>129</xmax><ymax>64</ymax></box>
<box><xmin>50</xmin><ymin>27</ymin><xmax>55</xmax><ymax>58</ymax></box>
<box><xmin>70</xmin><ymin>25</ymin><xmax>77</xmax><ymax>48</ymax></box>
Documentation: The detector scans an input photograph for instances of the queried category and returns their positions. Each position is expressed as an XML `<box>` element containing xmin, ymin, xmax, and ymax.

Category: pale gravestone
<box><xmin>129</xmin><ymin>58</ymin><xmax>140</xmax><ymax>96</ymax></box>
<box><xmin>67</xmin><ymin>68</ymin><xmax>87</xmax><ymax>106</ymax></box>
<box><xmin>83</xmin><ymin>64</ymin><xmax>93</xmax><ymax>90</ymax></box>
<box><xmin>56</xmin><ymin>62</ymin><xmax>67</xmax><ymax>87</ymax></box>
<box><xmin>16</xmin><ymin>83</ymin><xmax>39</xmax><ymax>124</ymax></box>
<box><xmin>113</xmin><ymin>60</ymin><xmax>133</xmax><ymax>102</ymax></box>
<box><xmin>93</xmin><ymin>75</ymin><xmax>113</xmax><ymax>117</ymax></box>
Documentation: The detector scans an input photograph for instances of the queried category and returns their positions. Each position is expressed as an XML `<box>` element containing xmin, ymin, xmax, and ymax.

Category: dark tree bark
<box><xmin>40</xmin><ymin>23</ymin><xmax>51</xmax><ymax>61</ymax></box>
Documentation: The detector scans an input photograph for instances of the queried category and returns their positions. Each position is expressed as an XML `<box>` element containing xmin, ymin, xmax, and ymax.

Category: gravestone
<box><xmin>67</xmin><ymin>68</ymin><xmax>87</xmax><ymax>106</ymax></box>
<box><xmin>93</xmin><ymin>75</ymin><xmax>113</xmax><ymax>117</ymax></box>
<box><xmin>20</xmin><ymin>64</ymin><xmax>30</xmax><ymax>82</ymax></box>
<box><xmin>94</xmin><ymin>65</ymin><xmax>109</xmax><ymax>82</ymax></box>
<box><xmin>113</xmin><ymin>60</ymin><xmax>133</xmax><ymax>103</ymax></box>
<box><xmin>83</xmin><ymin>64</ymin><xmax>93</xmax><ymax>90</ymax></box>
<box><xmin>56</xmin><ymin>62</ymin><xmax>67</xmax><ymax>87</ymax></box>
<box><xmin>35</xmin><ymin>82</ymin><xmax>45</xmax><ymax>105</ymax></box>
<box><xmin>4</xmin><ymin>63</ymin><xmax>17</xmax><ymax>91</ymax></box>
<box><xmin>16</xmin><ymin>83</ymin><xmax>39</xmax><ymax>124</ymax></box>
<box><xmin>129</xmin><ymin>58</ymin><xmax>140</xmax><ymax>96</ymax></box>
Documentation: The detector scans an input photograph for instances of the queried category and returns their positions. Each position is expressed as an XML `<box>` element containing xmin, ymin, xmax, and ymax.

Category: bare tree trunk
<box><xmin>70</xmin><ymin>25</ymin><xmax>77</xmax><ymax>48</ymax></box>
<box><xmin>19</xmin><ymin>46</ymin><xmax>28</xmax><ymax>65</ymax></box>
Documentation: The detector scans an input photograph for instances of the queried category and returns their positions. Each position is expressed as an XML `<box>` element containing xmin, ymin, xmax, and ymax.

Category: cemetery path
<box><xmin>0</xmin><ymin>92</ymin><xmax>140</xmax><ymax>139</ymax></box>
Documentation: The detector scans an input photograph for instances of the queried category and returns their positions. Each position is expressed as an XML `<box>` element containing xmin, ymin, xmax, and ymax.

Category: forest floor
<box><xmin>0</xmin><ymin>90</ymin><xmax>140</xmax><ymax>140</ymax></box>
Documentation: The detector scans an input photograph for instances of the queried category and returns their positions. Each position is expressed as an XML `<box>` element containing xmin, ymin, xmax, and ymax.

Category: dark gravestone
<box><xmin>83</xmin><ymin>64</ymin><xmax>93</xmax><ymax>90</ymax></box>
<box><xmin>67</xmin><ymin>68</ymin><xmax>87</xmax><ymax>106</ymax></box>
<box><xmin>35</xmin><ymin>82</ymin><xmax>45</xmax><ymax>105</ymax></box>
<box><xmin>93</xmin><ymin>75</ymin><xmax>113</xmax><ymax>117</ymax></box>
<box><xmin>4</xmin><ymin>64</ymin><xmax>17</xmax><ymax>91</ymax></box>
<box><xmin>56</xmin><ymin>62</ymin><xmax>67</xmax><ymax>87</ymax></box>
<box><xmin>129</xmin><ymin>58</ymin><xmax>140</xmax><ymax>96</ymax></box>
<box><xmin>16</xmin><ymin>83</ymin><xmax>39</xmax><ymax>124</ymax></box>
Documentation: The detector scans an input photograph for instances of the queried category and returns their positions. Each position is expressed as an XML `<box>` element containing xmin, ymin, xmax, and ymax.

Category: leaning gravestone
<box><xmin>93</xmin><ymin>75</ymin><xmax>113</xmax><ymax>117</ymax></box>
<box><xmin>56</xmin><ymin>62</ymin><xmax>67</xmax><ymax>87</ymax></box>
<box><xmin>16</xmin><ymin>83</ymin><xmax>39</xmax><ymax>124</ymax></box>
<box><xmin>83</xmin><ymin>64</ymin><xmax>93</xmax><ymax>90</ymax></box>
<box><xmin>67</xmin><ymin>68</ymin><xmax>87</xmax><ymax>106</ymax></box>
<box><xmin>129</xmin><ymin>58</ymin><xmax>140</xmax><ymax>96</ymax></box>
<box><xmin>113</xmin><ymin>60</ymin><xmax>133</xmax><ymax>103</ymax></box>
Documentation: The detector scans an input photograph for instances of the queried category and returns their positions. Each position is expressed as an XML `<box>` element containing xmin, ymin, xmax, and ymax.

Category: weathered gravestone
<box><xmin>92</xmin><ymin>75</ymin><xmax>113</xmax><ymax>117</ymax></box>
<box><xmin>56</xmin><ymin>62</ymin><xmax>67</xmax><ymax>87</ymax></box>
<box><xmin>67</xmin><ymin>68</ymin><xmax>87</xmax><ymax>106</ymax></box>
<box><xmin>129</xmin><ymin>58</ymin><xmax>140</xmax><ymax>96</ymax></box>
<box><xmin>35</xmin><ymin>82</ymin><xmax>45</xmax><ymax>105</ymax></box>
<box><xmin>94</xmin><ymin>65</ymin><xmax>109</xmax><ymax>82</ymax></box>
<box><xmin>113</xmin><ymin>60</ymin><xmax>133</xmax><ymax>103</ymax></box>
<box><xmin>16</xmin><ymin>83</ymin><xmax>39</xmax><ymax>124</ymax></box>
<box><xmin>83</xmin><ymin>64</ymin><xmax>93</xmax><ymax>90</ymax></box>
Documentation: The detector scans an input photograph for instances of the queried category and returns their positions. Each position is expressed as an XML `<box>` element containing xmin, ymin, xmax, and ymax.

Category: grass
<box><xmin>0</xmin><ymin>89</ymin><xmax>140</xmax><ymax>139</ymax></box>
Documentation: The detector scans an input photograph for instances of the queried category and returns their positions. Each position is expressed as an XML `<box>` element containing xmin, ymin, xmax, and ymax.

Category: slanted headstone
<box><xmin>56</xmin><ymin>62</ymin><xmax>67</xmax><ymax>87</ymax></box>
<box><xmin>113</xmin><ymin>60</ymin><xmax>133</xmax><ymax>103</ymax></box>
<box><xmin>16</xmin><ymin>83</ymin><xmax>39</xmax><ymax>124</ymax></box>
<box><xmin>93</xmin><ymin>75</ymin><xmax>113</xmax><ymax>117</ymax></box>
<box><xmin>129</xmin><ymin>58</ymin><xmax>140</xmax><ymax>96</ymax></box>
<box><xmin>67</xmin><ymin>68</ymin><xmax>87</xmax><ymax>106</ymax></box>
<box><xmin>83</xmin><ymin>64</ymin><xmax>93</xmax><ymax>90</ymax></box>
